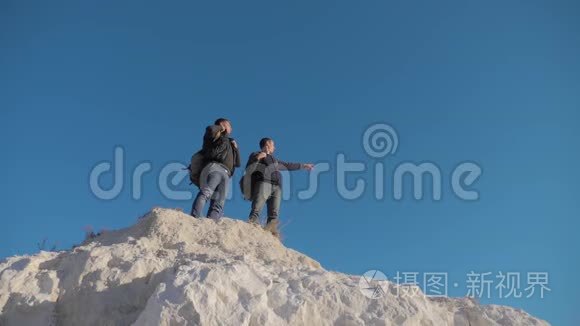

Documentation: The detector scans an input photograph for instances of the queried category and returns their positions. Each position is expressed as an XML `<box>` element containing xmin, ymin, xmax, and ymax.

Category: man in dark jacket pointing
<box><xmin>246</xmin><ymin>137</ymin><xmax>314</xmax><ymax>237</ymax></box>
<box><xmin>191</xmin><ymin>118</ymin><xmax>240</xmax><ymax>220</ymax></box>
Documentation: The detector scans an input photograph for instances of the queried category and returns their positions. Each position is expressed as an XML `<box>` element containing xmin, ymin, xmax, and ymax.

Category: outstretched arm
<box><xmin>279</xmin><ymin>160</ymin><xmax>314</xmax><ymax>171</ymax></box>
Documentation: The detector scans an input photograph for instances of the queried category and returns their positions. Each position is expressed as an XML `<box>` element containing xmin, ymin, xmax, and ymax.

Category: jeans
<box><xmin>248</xmin><ymin>182</ymin><xmax>282</xmax><ymax>225</ymax></box>
<box><xmin>191</xmin><ymin>163</ymin><xmax>230</xmax><ymax>219</ymax></box>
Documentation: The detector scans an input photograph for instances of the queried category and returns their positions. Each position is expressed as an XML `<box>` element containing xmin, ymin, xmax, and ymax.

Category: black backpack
<box><xmin>240</xmin><ymin>162</ymin><xmax>260</xmax><ymax>201</ymax></box>
<box><xmin>187</xmin><ymin>150</ymin><xmax>204</xmax><ymax>187</ymax></box>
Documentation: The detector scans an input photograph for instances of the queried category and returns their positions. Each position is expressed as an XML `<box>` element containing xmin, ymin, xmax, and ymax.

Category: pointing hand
<box><xmin>303</xmin><ymin>163</ymin><xmax>315</xmax><ymax>171</ymax></box>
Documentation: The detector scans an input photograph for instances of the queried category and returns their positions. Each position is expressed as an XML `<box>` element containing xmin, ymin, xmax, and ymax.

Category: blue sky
<box><xmin>1</xmin><ymin>0</ymin><xmax>579</xmax><ymax>324</ymax></box>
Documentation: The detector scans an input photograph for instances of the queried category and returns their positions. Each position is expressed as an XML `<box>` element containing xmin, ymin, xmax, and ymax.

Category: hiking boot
<box><xmin>248</xmin><ymin>217</ymin><xmax>260</xmax><ymax>227</ymax></box>
<box><xmin>270</xmin><ymin>230</ymin><xmax>281</xmax><ymax>240</ymax></box>
<box><xmin>263</xmin><ymin>220</ymin><xmax>280</xmax><ymax>238</ymax></box>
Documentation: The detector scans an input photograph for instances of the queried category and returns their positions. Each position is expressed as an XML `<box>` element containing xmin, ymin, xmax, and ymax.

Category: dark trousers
<box><xmin>248</xmin><ymin>182</ymin><xmax>282</xmax><ymax>225</ymax></box>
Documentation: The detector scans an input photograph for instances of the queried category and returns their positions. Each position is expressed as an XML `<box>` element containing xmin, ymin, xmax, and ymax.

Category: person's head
<box><xmin>260</xmin><ymin>137</ymin><xmax>275</xmax><ymax>154</ymax></box>
<box><xmin>214</xmin><ymin>118</ymin><xmax>232</xmax><ymax>135</ymax></box>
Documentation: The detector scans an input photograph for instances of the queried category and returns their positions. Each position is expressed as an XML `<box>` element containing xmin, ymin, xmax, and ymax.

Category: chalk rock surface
<box><xmin>0</xmin><ymin>208</ymin><xmax>549</xmax><ymax>325</ymax></box>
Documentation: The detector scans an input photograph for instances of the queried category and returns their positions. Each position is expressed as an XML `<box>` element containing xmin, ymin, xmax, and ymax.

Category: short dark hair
<box><xmin>214</xmin><ymin>118</ymin><xmax>229</xmax><ymax>125</ymax></box>
<box><xmin>259</xmin><ymin>137</ymin><xmax>272</xmax><ymax>149</ymax></box>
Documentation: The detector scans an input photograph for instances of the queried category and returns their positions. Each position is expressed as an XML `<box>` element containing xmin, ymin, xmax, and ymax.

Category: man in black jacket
<box><xmin>191</xmin><ymin>118</ymin><xmax>240</xmax><ymax>220</ymax></box>
<box><xmin>246</xmin><ymin>137</ymin><xmax>314</xmax><ymax>237</ymax></box>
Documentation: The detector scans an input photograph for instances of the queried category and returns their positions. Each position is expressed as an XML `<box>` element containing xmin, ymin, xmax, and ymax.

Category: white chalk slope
<box><xmin>0</xmin><ymin>208</ymin><xmax>549</xmax><ymax>326</ymax></box>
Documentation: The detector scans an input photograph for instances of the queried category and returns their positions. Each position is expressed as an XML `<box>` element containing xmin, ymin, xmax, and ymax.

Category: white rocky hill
<box><xmin>0</xmin><ymin>208</ymin><xmax>549</xmax><ymax>325</ymax></box>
